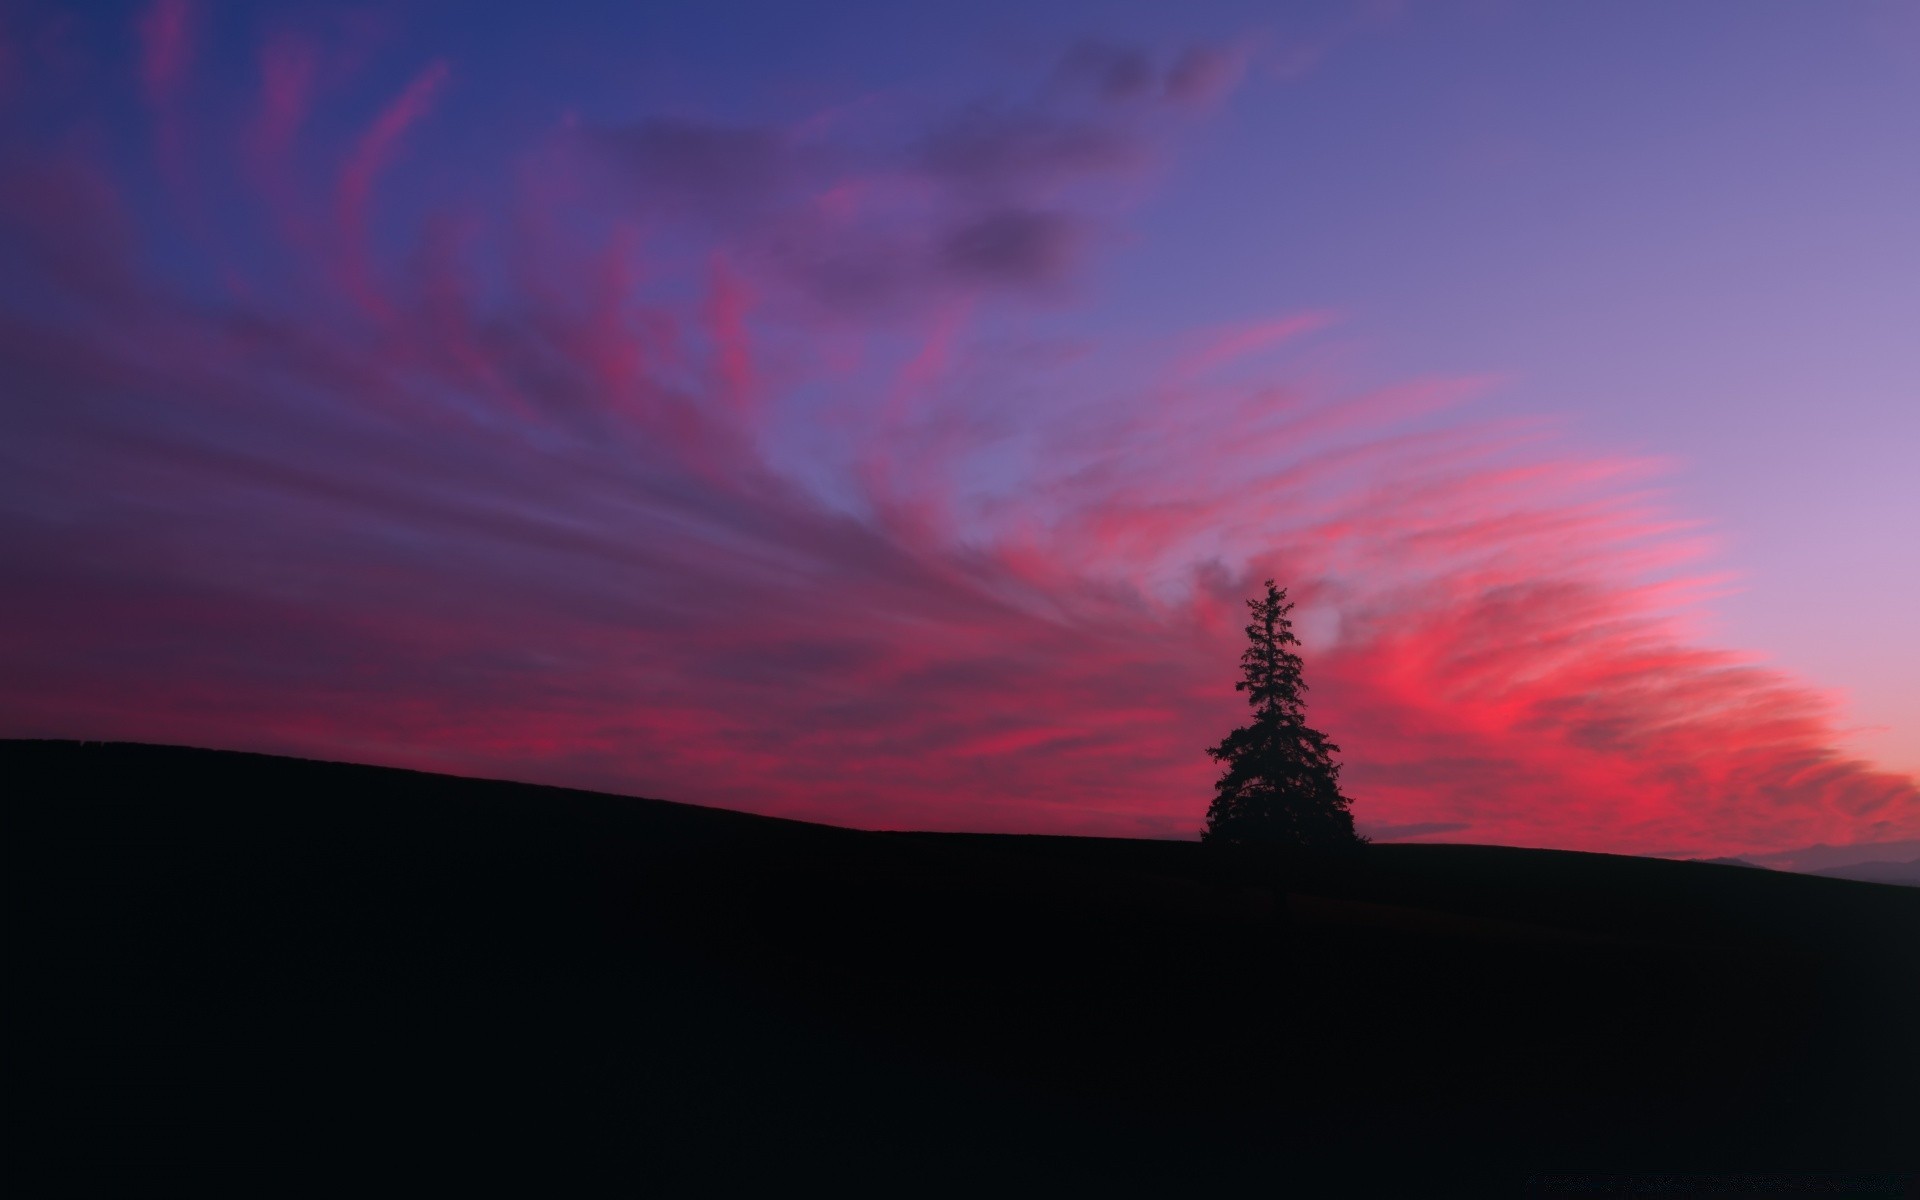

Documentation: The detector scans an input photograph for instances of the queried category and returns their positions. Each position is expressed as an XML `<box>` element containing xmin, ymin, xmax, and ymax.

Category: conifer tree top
<box><xmin>1203</xmin><ymin>580</ymin><xmax>1363</xmax><ymax>847</ymax></box>
<box><xmin>1236</xmin><ymin>579</ymin><xmax>1308</xmax><ymax>724</ymax></box>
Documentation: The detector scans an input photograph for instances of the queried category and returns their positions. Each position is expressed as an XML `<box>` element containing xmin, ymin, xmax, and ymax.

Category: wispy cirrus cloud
<box><xmin>580</xmin><ymin>38</ymin><xmax>1238</xmax><ymax>317</ymax></box>
<box><xmin>0</xmin><ymin>5</ymin><xmax>1911</xmax><ymax>856</ymax></box>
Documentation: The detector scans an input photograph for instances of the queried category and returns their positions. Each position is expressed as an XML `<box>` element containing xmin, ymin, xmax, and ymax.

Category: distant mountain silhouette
<box><xmin>10</xmin><ymin>740</ymin><xmax>1917</xmax><ymax>1190</ymax></box>
<box><xmin>1750</xmin><ymin>837</ymin><xmax>1920</xmax><ymax>875</ymax></box>
<box><xmin>1809</xmin><ymin>858</ymin><xmax>1920</xmax><ymax>887</ymax></box>
<box><xmin>1690</xmin><ymin>856</ymin><xmax>1770</xmax><ymax>869</ymax></box>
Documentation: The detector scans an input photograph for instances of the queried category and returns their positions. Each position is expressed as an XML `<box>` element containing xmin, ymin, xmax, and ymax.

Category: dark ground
<box><xmin>9</xmin><ymin>740</ymin><xmax>1917</xmax><ymax>1192</ymax></box>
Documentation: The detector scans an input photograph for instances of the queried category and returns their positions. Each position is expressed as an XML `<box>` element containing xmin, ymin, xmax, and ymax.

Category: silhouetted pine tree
<box><xmin>1203</xmin><ymin>579</ymin><xmax>1363</xmax><ymax>846</ymax></box>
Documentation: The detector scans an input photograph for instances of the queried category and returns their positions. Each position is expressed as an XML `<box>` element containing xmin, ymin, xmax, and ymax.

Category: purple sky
<box><xmin>0</xmin><ymin>0</ymin><xmax>1914</xmax><ymax>857</ymax></box>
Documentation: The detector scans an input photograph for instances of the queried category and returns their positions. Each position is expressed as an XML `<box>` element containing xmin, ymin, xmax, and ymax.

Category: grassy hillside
<box><xmin>10</xmin><ymin>740</ymin><xmax>1916</xmax><ymax>1189</ymax></box>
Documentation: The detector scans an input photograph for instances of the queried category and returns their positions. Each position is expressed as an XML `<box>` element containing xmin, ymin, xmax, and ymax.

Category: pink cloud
<box><xmin>135</xmin><ymin>0</ymin><xmax>202</xmax><ymax>238</ymax></box>
<box><xmin>336</xmin><ymin>58</ymin><xmax>450</xmax><ymax>315</ymax></box>
<box><xmin>0</xmin><ymin>22</ymin><xmax>1911</xmax><ymax>860</ymax></box>
<box><xmin>250</xmin><ymin>33</ymin><xmax>318</xmax><ymax>179</ymax></box>
<box><xmin>705</xmin><ymin>254</ymin><xmax>757</xmax><ymax>419</ymax></box>
<box><xmin>1174</xmin><ymin>311</ymin><xmax>1339</xmax><ymax>380</ymax></box>
<box><xmin>137</xmin><ymin>0</ymin><xmax>194</xmax><ymax>100</ymax></box>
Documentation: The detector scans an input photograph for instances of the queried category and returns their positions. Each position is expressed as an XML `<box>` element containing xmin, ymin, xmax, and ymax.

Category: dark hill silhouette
<box><xmin>10</xmin><ymin>740</ymin><xmax>1917</xmax><ymax>1191</ymax></box>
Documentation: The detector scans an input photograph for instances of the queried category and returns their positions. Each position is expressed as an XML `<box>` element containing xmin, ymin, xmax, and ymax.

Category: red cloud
<box><xmin>0</xmin><ymin>24</ymin><xmax>1912</xmax><ymax>860</ymax></box>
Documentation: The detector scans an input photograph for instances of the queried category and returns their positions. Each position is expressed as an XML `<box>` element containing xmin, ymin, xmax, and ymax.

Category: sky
<box><xmin>0</xmin><ymin>0</ymin><xmax>1914</xmax><ymax>861</ymax></box>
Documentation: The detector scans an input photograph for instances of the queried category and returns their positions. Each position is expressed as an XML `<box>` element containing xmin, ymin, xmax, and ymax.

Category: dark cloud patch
<box><xmin>939</xmin><ymin>208</ymin><xmax>1084</xmax><ymax>288</ymax></box>
<box><xmin>593</xmin><ymin>117</ymin><xmax>793</xmax><ymax>219</ymax></box>
<box><xmin>1164</xmin><ymin>45</ymin><xmax>1245</xmax><ymax>107</ymax></box>
<box><xmin>916</xmin><ymin>108</ymin><xmax>1142</xmax><ymax>196</ymax></box>
<box><xmin>768</xmin><ymin>225</ymin><xmax>920</xmax><ymax>315</ymax></box>
<box><xmin>575</xmin><ymin>35</ymin><xmax>1240</xmax><ymax>314</ymax></box>
<box><xmin>1059</xmin><ymin>40</ymin><xmax>1157</xmax><ymax>102</ymax></box>
<box><xmin>1056</xmin><ymin>39</ymin><xmax>1250</xmax><ymax>110</ymax></box>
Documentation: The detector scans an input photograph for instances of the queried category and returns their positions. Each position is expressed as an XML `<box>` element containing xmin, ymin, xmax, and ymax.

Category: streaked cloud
<box><xmin>0</xmin><ymin>5</ymin><xmax>1911</xmax><ymax>857</ymax></box>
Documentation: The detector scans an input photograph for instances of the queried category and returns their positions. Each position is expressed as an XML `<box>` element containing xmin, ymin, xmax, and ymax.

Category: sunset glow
<box><xmin>1</xmin><ymin>1</ymin><xmax>1914</xmax><ymax>858</ymax></box>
